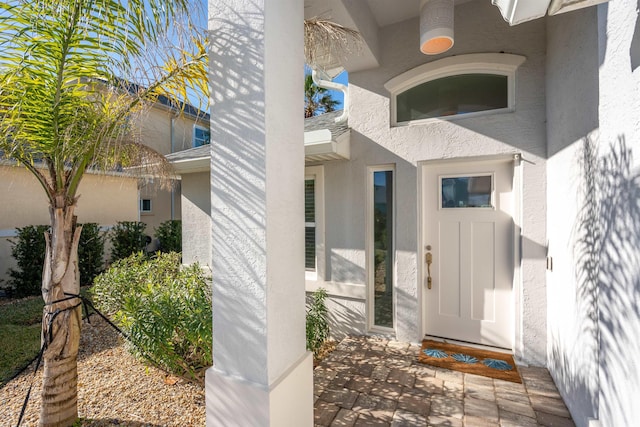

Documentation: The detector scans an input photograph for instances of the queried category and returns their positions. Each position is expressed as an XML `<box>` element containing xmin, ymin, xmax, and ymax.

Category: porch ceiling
<box><xmin>304</xmin><ymin>0</ymin><xmax>609</xmax><ymax>72</ymax></box>
<box><xmin>364</xmin><ymin>0</ymin><xmax>608</xmax><ymax>26</ymax></box>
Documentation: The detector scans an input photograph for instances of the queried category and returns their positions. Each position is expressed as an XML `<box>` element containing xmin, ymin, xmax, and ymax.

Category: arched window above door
<box><xmin>384</xmin><ymin>53</ymin><xmax>526</xmax><ymax>126</ymax></box>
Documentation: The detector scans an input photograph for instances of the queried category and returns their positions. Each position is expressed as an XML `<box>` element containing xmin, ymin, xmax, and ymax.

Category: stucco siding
<box><xmin>0</xmin><ymin>165</ymin><xmax>138</xmax><ymax>285</ymax></box>
<box><xmin>546</xmin><ymin>1</ymin><xmax>640</xmax><ymax>426</ymax></box>
<box><xmin>545</xmin><ymin>7</ymin><xmax>600</xmax><ymax>427</ymax></box>
<box><xmin>138</xmin><ymin>107</ymin><xmax>172</xmax><ymax>154</ymax></box>
<box><xmin>135</xmin><ymin>106</ymin><xmax>205</xmax><ymax>240</ymax></box>
<box><xmin>137</xmin><ymin>107</ymin><xmax>208</xmax><ymax>155</ymax></box>
<box><xmin>595</xmin><ymin>1</ymin><xmax>640</xmax><ymax>426</ymax></box>
<box><xmin>139</xmin><ymin>184</ymin><xmax>181</xmax><ymax>236</ymax></box>
<box><xmin>306</xmin><ymin>292</ymin><xmax>366</xmax><ymax>340</ymax></box>
<box><xmin>181</xmin><ymin>172</ymin><xmax>211</xmax><ymax>268</ymax></box>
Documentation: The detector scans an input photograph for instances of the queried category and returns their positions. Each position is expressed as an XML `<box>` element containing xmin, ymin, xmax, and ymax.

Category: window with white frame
<box><xmin>368</xmin><ymin>166</ymin><xmax>395</xmax><ymax>331</ymax></box>
<box><xmin>384</xmin><ymin>53</ymin><xmax>525</xmax><ymax>126</ymax></box>
<box><xmin>140</xmin><ymin>198</ymin><xmax>152</xmax><ymax>213</ymax></box>
<box><xmin>305</xmin><ymin>166</ymin><xmax>324</xmax><ymax>281</ymax></box>
<box><xmin>193</xmin><ymin>125</ymin><xmax>210</xmax><ymax>147</ymax></box>
<box><xmin>397</xmin><ymin>74</ymin><xmax>508</xmax><ymax>122</ymax></box>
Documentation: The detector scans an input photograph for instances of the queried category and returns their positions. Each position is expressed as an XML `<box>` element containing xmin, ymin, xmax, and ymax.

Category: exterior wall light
<box><xmin>420</xmin><ymin>0</ymin><xmax>454</xmax><ymax>55</ymax></box>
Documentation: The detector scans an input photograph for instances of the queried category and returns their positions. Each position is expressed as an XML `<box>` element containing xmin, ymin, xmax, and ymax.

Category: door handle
<box><xmin>425</xmin><ymin>252</ymin><xmax>433</xmax><ymax>289</ymax></box>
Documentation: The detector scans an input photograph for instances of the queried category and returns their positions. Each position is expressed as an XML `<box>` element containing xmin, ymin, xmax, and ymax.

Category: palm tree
<box><xmin>304</xmin><ymin>73</ymin><xmax>340</xmax><ymax>118</ymax></box>
<box><xmin>0</xmin><ymin>1</ymin><xmax>206</xmax><ymax>425</ymax></box>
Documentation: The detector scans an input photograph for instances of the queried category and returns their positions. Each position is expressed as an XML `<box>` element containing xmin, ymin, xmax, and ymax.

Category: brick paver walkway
<box><xmin>313</xmin><ymin>336</ymin><xmax>575</xmax><ymax>427</ymax></box>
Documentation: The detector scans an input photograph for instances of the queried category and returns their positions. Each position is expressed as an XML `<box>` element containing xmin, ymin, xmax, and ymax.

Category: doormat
<box><xmin>418</xmin><ymin>340</ymin><xmax>521</xmax><ymax>383</ymax></box>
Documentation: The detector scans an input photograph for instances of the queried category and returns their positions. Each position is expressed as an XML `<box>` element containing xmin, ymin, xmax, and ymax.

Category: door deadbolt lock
<box><xmin>425</xmin><ymin>252</ymin><xmax>433</xmax><ymax>289</ymax></box>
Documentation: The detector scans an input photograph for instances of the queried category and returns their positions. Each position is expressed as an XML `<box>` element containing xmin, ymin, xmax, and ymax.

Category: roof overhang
<box><xmin>169</xmin><ymin>128</ymin><xmax>351</xmax><ymax>174</ymax></box>
<box><xmin>304</xmin><ymin>128</ymin><xmax>351</xmax><ymax>163</ymax></box>
<box><xmin>170</xmin><ymin>156</ymin><xmax>210</xmax><ymax>174</ymax></box>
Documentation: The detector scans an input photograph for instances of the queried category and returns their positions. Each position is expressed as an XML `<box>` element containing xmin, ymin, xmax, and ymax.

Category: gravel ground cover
<box><xmin>0</xmin><ymin>315</ymin><xmax>205</xmax><ymax>427</ymax></box>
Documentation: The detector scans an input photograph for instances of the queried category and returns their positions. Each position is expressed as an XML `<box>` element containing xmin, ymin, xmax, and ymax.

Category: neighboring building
<box><xmin>196</xmin><ymin>0</ymin><xmax>640</xmax><ymax>425</ymax></box>
<box><xmin>0</xmin><ymin>164</ymin><xmax>139</xmax><ymax>285</ymax></box>
<box><xmin>0</xmin><ymin>96</ymin><xmax>210</xmax><ymax>286</ymax></box>
<box><xmin>136</xmin><ymin>95</ymin><xmax>210</xmax><ymax>236</ymax></box>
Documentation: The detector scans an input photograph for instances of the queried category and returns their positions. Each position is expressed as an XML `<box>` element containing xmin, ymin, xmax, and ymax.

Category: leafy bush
<box><xmin>91</xmin><ymin>252</ymin><xmax>212</xmax><ymax>383</ymax></box>
<box><xmin>109</xmin><ymin>221</ymin><xmax>149</xmax><ymax>262</ymax></box>
<box><xmin>8</xmin><ymin>225</ymin><xmax>48</xmax><ymax>297</ymax></box>
<box><xmin>155</xmin><ymin>220</ymin><xmax>181</xmax><ymax>253</ymax></box>
<box><xmin>78</xmin><ymin>223</ymin><xmax>106</xmax><ymax>286</ymax></box>
<box><xmin>306</xmin><ymin>288</ymin><xmax>330</xmax><ymax>357</ymax></box>
<box><xmin>7</xmin><ymin>223</ymin><xmax>106</xmax><ymax>296</ymax></box>
<box><xmin>92</xmin><ymin>255</ymin><xmax>332</xmax><ymax>379</ymax></box>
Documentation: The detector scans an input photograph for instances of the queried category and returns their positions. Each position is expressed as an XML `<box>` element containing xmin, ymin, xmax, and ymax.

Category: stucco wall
<box><xmin>545</xmin><ymin>7</ymin><xmax>600</xmax><ymax>427</ymax></box>
<box><xmin>134</xmin><ymin>105</ymin><xmax>204</xmax><ymax>243</ymax></box>
<box><xmin>546</xmin><ymin>1</ymin><xmax>640</xmax><ymax>426</ymax></box>
<box><xmin>181</xmin><ymin>172</ymin><xmax>211</xmax><ymax>268</ymax></box>
<box><xmin>596</xmin><ymin>2</ymin><xmax>640</xmax><ymax>424</ymax></box>
<box><xmin>139</xmin><ymin>183</ymin><xmax>181</xmax><ymax>237</ymax></box>
<box><xmin>135</xmin><ymin>106</ymin><xmax>206</xmax><ymax>233</ymax></box>
<box><xmin>137</xmin><ymin>107</ymin><xmax>172</xmax><ymax>154</ymax></box>
<box><xmin>0</xmin><ymin>165</ymin><xmax>139</xmax><ymax>286</ymax></box>
<box><xmin>308</xmin><ymin>0</ymin><xmax>548</xmax><ymax>362</ymax></box>
<box><xmin>137</xmin><ymin>106</ymin><xmax>208</xmax><ymax>155</ymax></box>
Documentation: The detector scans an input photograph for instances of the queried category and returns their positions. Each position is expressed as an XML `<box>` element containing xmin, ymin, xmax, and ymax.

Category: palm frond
<box><xmin>0</xmin><ymin>0</ymin><xmax>207</xmax><ymax>200</ymax></box>
<box><xmin>94</xmin><ymin>139</ymin><xmax>177</xmax><ymax>189</ymax></box>
<box><xmin>304</xmin><ymin>18</ymin><xmax>362</xmax><ymax>73</ymax></box>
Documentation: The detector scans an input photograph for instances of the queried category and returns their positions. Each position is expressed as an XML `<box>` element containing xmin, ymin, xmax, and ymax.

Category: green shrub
<box><xmin>7</xmin><ymin>223</ymin><xmax>106</xmax><ymax>296</ymax></box>
<box><xmin>78</xmin><ymin>223</ymin><xmax>106</xmax><ymax>286</ymax></box>
<box><xmin>109</xmin><ymin>221</ymin><xmax>148</xmax><ymax>262</ymax></box>
<box><xmin>306</xmin><ymin>288</ymin><xmax>330</xmax><ymax>357</ymax></box>
<box><xmin>155</xmin><ymin>220</ymin><xmax>181</xmax><ymax>253</ymax></box>
<box><xmin>91</xmin><ymin>252</ymin><xmax>212</xmax><ymax>383</ymax></box>
<box><xmin>8</xmin><ymin>225</ymin><xmax>48</xmax><ymax>297</ymax></box>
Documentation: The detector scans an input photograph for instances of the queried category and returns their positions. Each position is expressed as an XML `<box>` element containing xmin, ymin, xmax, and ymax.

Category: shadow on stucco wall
<box><xmin>558</xmin><ymin>136</ymin><xmax>640</xmax><ymax>426</ymax></box>
<box><xmin>549</xmin><ymin>136</ymin><xmax>601</xmax><ymax>425</ymax></box>
<box><xmin>594</xmin><ymin>136</ymin><xmax>640</xmax><ymax>425</ymax></box>
<box><xmin>328</xmin><ymin>250</ymin><xmax>366</xmax><ymax>285</ymax></box>
<box><xmin>208</xmin><ymin>5</ymin><xmax>298</xmax><ymax>388</ymax></box>
<box><xmin>630</xmin><ymin>0</ymin><xmax>640</xmax><ymax>71</ymax></box>
<box><xmin>326</xmin><ymin>296</ymin><xmax>366</xmax><ymax>340</ymax></box>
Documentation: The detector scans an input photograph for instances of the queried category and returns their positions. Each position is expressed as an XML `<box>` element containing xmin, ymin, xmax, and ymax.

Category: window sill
<box><xmin>305</xmin><ymin>280</ymin><xmax>366</xmax><ymax>300</ymax></box>
<box><xmin>393</xmin><ymin>107</ymin><xmax>514</xmax><ymax>127</ymax></box>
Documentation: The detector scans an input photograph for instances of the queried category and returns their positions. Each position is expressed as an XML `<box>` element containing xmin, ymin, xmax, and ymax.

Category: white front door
<box><xmin>422</xmin><ymin>159</ymin><xmax>514</xmax><ymax>349</ymax></box>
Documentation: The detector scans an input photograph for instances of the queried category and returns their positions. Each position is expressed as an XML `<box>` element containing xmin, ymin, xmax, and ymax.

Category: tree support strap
<box><xmin>15</xmin><ymin>292</ymin><xmax>165</xmax><ymax>427</ymax></box>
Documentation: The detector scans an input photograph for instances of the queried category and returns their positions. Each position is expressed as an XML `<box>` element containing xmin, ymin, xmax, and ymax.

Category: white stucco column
<box><xmin>206</xmin><ymin>0</ymin><xmax>312</xmax><ymax>426</ymax></box>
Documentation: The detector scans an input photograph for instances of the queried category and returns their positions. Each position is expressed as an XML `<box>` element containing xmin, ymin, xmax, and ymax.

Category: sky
<box><xmin>330</xmin><ymin>71</ymin><xmax>349</xmax><ymax>110</ymax></box>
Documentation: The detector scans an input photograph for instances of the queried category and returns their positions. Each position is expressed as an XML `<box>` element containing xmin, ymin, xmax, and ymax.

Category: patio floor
<box><xmin>313</xmin><ymin>336</ymin><xmax>575</xmax><ymax>427</ymax></box>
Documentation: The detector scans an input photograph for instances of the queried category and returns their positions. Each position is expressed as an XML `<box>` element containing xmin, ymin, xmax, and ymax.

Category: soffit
<box><xmin>365</xmin><ymin>0</ymin><xmax>607</xmax><ymax>27</ymax></box>
<box><xmin>366</xmin><ymin>0</ymin><xmax>475</xmax><ymax>28</ymax></box>
<box><xmin>305</xmin><ymin>0</ymin><xmax>609</xmax><ymax>56</ymax></box>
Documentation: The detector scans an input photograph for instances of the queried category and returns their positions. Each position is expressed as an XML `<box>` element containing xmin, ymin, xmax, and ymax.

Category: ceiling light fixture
<box><xmin>420</xmin><ymin>0</ymin><xmax>454</xmax><ymax>55</ymax></box>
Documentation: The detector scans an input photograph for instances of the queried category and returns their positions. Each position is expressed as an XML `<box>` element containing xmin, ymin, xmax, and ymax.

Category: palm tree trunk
<box><xmin>39</xmin><ymin>200</ymin><xmax>83</xmax><ymax>427</ymax></box>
